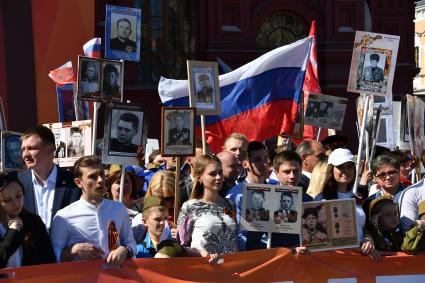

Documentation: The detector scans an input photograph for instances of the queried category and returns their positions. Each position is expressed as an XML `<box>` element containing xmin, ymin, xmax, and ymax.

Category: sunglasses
<box><xmin>375</xmin><ymin>170</ymin><xmax>399</xmax><ymax>180</ymax></box>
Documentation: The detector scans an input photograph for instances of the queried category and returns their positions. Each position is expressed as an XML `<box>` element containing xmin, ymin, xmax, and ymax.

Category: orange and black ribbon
<box><xmin>108</xmin><ymin>221</ymin><xmax>119</xmax><ymax>251</ymax></box>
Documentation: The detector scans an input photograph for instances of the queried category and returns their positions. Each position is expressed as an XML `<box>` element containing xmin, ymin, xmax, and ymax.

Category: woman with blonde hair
<box><xmin>306</xmin><ymin>161</ymin><xmax>328</xmax><ymax>198</ymax></box>
<box><xmin>177</xmin><ymin>154</ymin><xmax>238</xmax><ymax>257</ymax></box>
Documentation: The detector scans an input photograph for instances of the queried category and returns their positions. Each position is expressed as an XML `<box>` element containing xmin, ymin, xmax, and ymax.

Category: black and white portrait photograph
<box><xmin>362</xmin><ymin>53</ymin><xmax>386</xmax><ymax>83</ymax></box>
<box><xmin>52</xmin><ymin>128</ymin><xmax>66</xmax><ymax>159</ymax></box>
<box><xmin>77</xmin><ymin>56</ymin><xmax>101</xmax><ymax>101</ymax></box>
<box><xmin>304</xmin><ymin>93</ymin><xmax>348</xmax><ymax>131</ymax></box>
<box><xmin>2</xmin><ymin>132</ymin><xmax>24</xmax><ymax>171</ymax></box>
<box><xmin>67</xmin><ymin>126</ymin><xmax>85</xmax><ymax>158</ymax></box>
<box><xmin>105</xmin><ymin>4</ymin><xmax>141</xmax><ymax>62</ymax></box>
<box><xmin>44</xmin><ymin>120</ymin><xmax>93</xmax><ymax>167</ymax></box>
<box><xmin>103</xmin><ymin>102</ymin><xmax>147</xmax><ymax>166</ymax></box>
<box><xmin>161</xmin><ymin>107</ymin><xmax>195</xmax><ymax>157</ymax></box>
<box><xmin>301</xmin><ymin>205</ymin><xmax>329</xmax><ymax>245</ymax></box>
<box><xmin>101</xmin><ymin>60</ymin><xmax>123</xmax><ymax>102</ymax></box>
<box><xmin>245</xmin><ymin>189</ymin><xmax>270</xmax><ymax>223</ymax></box>
<box><xmin>273</xmin><ymin>192</ymin><xmax>298</xmax><ymax>224</ymax></box>
<box><xmin>187</xmin><ymin>60</ymin><xmax>221</xmax><ymax>115</ymax></box>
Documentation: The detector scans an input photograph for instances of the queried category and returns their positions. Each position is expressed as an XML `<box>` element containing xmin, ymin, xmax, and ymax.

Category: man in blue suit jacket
<box><xmin>18</xmin><ymin>126</ymin><xmax>81</xmax><ymax>231</ymax></box>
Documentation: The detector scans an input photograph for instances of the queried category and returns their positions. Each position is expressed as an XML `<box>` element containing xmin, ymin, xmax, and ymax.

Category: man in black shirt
<box><xmin>110</xmin><ymin>18</ymin><xmax>136</xmax><ymax>52</ymax></box>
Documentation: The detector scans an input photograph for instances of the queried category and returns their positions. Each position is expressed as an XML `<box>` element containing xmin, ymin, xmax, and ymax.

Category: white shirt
<box><xmin>399</xmin><ymin>177</ymin><xmax>425</xmax><ymax>231</ymax></box>
<box><xmin>32</xmin><ymin>166</ymin><xmax>57</xmax><ymax>230</ymax></box>
<box><xmin>302</xmin><ymin>170</ymin><xmax>312</xmax><ymax>179</ymax></box>
<box><xmin>50</xmin><ymin>198</ymin><xmax>136</xmax><ymax>262</ymax></box>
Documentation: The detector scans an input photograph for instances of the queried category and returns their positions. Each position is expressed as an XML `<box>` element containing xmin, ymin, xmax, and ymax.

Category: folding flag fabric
<box><xmin>302</xmin><ymin>20</ymin><xmax>328</xmax><ymax>141</ymax></box>
<box><xmin>158</xmin><ymin>36</ymin><xmax>312</xmax><ymax>152</ymax></box>
<box><xmin>48</xmin><ymin>61</ymin><xmax>76</xmax><ymax>85</ymax></box>
<box><xmin>83</xmin><ymin>38</ymin><xmax>102</xmax><ymax>59</ymax></box>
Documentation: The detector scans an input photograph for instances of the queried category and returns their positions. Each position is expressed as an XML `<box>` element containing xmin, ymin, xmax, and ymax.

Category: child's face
<box><xmin>378</xmin><ymin>204</ymin><xmax>399</xmax><ymax>231</ymax></box>
<box><xmin>144</xmin><ymin>209</ymin><xmax>167</xmax><ymax>238</ymax></box>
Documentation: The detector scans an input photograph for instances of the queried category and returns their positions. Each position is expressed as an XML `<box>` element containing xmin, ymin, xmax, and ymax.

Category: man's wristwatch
<box><xmin>124</xmin><ymin>245</ymin><xmax>133</xmax><ymax>258</ymax></box>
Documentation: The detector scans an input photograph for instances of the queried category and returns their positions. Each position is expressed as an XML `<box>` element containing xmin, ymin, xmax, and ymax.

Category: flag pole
<box><xmin>353</xmin><ymin>94</ymin><xmax>370</xmax><ymax>195</ymax></box>
<box><xmin>267</xmin><ymin>232</ymin><xmax>272</xmax><ymax>249</ymax></box>
<box><xmin>200</xmin><ymin>115</ymin><xmax>207</xmax><ymax>154</ymax></box>
<box><xmin>91</xmin><ymin>101</ymin><xmax>100</xmax><ymax>154</ymax></box>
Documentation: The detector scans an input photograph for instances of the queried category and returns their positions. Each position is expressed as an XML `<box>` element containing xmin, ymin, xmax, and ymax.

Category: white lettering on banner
<box><xmin>376</xmin><ymin>274</ymin><xmax>425</xmax><ymax>283</ymax></box>
<box><xmin>328</xmin><ymin>279</ymin><xmax>357</xmax><ymax>283</ymax></box>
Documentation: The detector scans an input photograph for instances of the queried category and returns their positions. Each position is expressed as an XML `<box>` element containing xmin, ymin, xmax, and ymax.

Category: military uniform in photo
<box><xmin>109</xmin><ymin>138</ymin><xmax>138</xmax><ymax>153</ymax></box>
<box><xmin>167</xmin><ymin>127</ymin><xmax>191</xmax><ymax>146</ymax></box>
<box><xmin>110</xmin><ymin>38</ymin><xmax>136</xmax><ymax>52</ymax></box>
<box><xmin>246</xmin><ymin>208</ymin><xmax>270</xmax><ymax>222</ymax></box>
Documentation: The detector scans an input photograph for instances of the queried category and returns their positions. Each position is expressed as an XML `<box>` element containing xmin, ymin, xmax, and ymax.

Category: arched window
<box><xmin>256</xmin><ymin>12</ymin><xmax>308</xmax><ymax>50</ymax></box>
<box><xmin>135</xmin><ymin>0</ymin><xmax>196</xmax><ymax>86</ymax></box>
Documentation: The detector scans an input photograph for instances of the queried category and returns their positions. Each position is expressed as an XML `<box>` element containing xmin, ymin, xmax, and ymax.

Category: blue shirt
<box><xmin>135</xmin><ymin>233</ymin><xmax>157</xmax><ymax>258</ymax></box>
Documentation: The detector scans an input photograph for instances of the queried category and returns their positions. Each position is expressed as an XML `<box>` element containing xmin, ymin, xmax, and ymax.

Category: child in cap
<box><xmin>135</xmin><ymin>196</ymin><xmax>171</xmax><ymax>258</ymax></box>
<box><xmin>402</xmin><ymin>200</ymin><xmax>425</xmax><ymax>254</ymax></box>
<box><xmin>368</xmin><ymin>196</ymin><xmax>404</xmax><ymax>251</ymax></box>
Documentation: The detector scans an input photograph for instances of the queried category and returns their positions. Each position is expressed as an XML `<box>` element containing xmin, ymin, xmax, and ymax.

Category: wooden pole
<box><xmin>200</xmin><ymin>114</ymin><xmax>207</xmax><ymax>154</ymax></box>
<box><xmin>174</xmin><ymin>157</ymin><xmax>182</xmax><ymax>223</ymax></box>
<box><xmin>91</xmin><ymin>101</ymin><xmax>100</xmax><ymax>154</ymax></box>
<box><xmin>353</xmin><ymin>94</ymin><xmax>370</xmax><ymax>195</ymax></box>
<box><xmin>119</xmin><ymin>166</ymin><xmax>125</xmax><ymax>203</ymax></box>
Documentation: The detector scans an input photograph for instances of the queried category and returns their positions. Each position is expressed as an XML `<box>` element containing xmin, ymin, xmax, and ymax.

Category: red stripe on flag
<box><xmin>196</xmin><ymin>100</ymin><xmax>299</xmax><ymax>152</ymax></box>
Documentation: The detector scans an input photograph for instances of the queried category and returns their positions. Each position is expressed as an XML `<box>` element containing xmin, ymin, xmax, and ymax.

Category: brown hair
<box><xmin>322</xmin><ymin>164</ymin><xmax>355</xmax><ymax>200</ymax></box>
<box><xmin>146</xmin><ymin>170</ymin><xmax>175</xmax><ymax>198</ymax></box>
<box><xmin>190</xmin><ymin>154</ymin><xmax>222</xmax><ymax>199</ymax></box>
<box><xmin>105</xmin><ymin>170</ymin><xmax>137</xmax><ymax>200</ymax></box>
<box><xmin>73</xmin><ymin>155</ymin><xmax>102</xmax><ymax>178</ymax></box>
<box><xmin>21</xmin><ymin>126</ymin><xmax>55</xmax><ymax>145</ymax></box>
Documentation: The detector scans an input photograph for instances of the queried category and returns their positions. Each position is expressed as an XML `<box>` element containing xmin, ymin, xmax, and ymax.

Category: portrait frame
<box><xmin>161</xmin><ymin>107</ymin><xmax>196</xmax><ymax>157</ymax></box>
<box><xmin>100</xmin><ymin>59</ymin><xmax>124</xmax><ymax>102</ymax></box>
<box><xmin>76</xmin><ymin>56</ymin><xmax>102</xmax><ymax>101</ymax></box>
<box><xmin>43</xmin><ymin>120</ymin><xmax>93</xmax><ymax>167</ymax></box>
<box><xmin>347</xmin><ymin>31</ymin><xmax>400</xmax><ymax>97</ymax></box>
<box><xmin>301</xmin><ymin>199</ymin><xmax>359</xmax><ymax>252</ymax></box>
<box><xmin>241</xmin><ymin>183</ymin><xmax>302</xmax><ymax>235</ymax></box>
<box><xmin>304</xmin><ymin>93</ymin><xmax>348</xmax><ymax>131</ymax></box>
<box><xmin>1</xmin><ymin>131</ymin><xmax>25</xmax><ymax>172</ymax></box>
<box><xmin>187</xmin><ymin>60</ymin><xmax>221</xmax><ymax>115</ymax></box>
<box><xmin>102</xmin><ymin>102</ymin><xmax>148</xmax><ymax>165</ymax></box>
<box><xmin>105</xmin><ymin>4</ymin><xmax>141</xmax><ymax>62</ymax></box>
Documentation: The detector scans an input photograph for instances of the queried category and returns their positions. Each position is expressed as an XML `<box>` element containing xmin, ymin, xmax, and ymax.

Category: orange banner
<box><xmin>1</xmin><ymin>248</ymin><xmax>425</xmax><ymax>283</ymax></box>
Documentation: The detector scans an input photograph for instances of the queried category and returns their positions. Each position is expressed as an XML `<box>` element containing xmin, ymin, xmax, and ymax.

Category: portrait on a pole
<box><xmin>161</xmin><ymin>107</ymin><xmax>195</xmax><ymax>157</ymax></box>
<box><xmin>77</xmin><ymin>56</ymin><xmax>101</xmax><ymax>101</ymax></box>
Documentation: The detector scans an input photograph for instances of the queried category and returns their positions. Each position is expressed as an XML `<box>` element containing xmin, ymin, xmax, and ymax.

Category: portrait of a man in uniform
<box><xmin>167</xmin><ymin>114</ymin><xmax>191</xmax><ymax>146</ymax></box>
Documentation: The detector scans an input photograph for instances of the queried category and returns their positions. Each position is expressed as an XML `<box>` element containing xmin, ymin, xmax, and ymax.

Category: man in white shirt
<box><xmin>18</xmin><ymin>126</ymin><xmax>81</xmax><ymax>230</ymax></box>
<box><xmin>50</xmin><ymin>155</ymin><xmax>136</xmax><ymax>264</ymax></box>
<box><xmin>295</xmin><ymin>140</ymin><xmax>325</xmax><ymax>192</ymax></box>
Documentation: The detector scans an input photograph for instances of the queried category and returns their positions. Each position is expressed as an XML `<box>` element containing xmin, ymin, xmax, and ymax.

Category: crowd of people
<box><xmin>0</xmin><ymin>125</ymin><xmax>425</xmax><ymax>270</ymax></box>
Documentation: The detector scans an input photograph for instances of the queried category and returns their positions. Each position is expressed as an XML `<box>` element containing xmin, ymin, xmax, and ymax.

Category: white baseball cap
<box><xmin>328</xmin><ymin>148</ymin><xmax>355</xmax><ymax>166</ymax></box>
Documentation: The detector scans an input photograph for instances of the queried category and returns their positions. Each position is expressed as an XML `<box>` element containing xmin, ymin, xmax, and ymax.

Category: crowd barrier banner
<box><xmin>1</xmin><ymin>248</ymin><xmax>425</xmax><ymax>283</ymax></box>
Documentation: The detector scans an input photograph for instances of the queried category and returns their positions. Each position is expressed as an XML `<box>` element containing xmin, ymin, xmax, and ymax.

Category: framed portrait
<box><xmin>105</xmin><ymin>4</ymin><xmax>141</xmax><ymax>62</ymax></box>
<box><xmin>0</xmin><ymin>97</ymin><xmax>6</xmax><ymax>131</ymax></box>
<box><xmin>1</xmin><ymin>131</ymin><xmax>25</xmax><ymax>172</ymax></box>
<box><xmin>187</xmin><ymin>60</ymin><xmax>221</xmax><ymax>115</ymax></box>
<box><xmin>161</xmin><ymin>107</ymin><xmax>196</xmax><ymax>157</ymax></box>
<box><xmin>101</xmin><ymin>59</ymin><xmax>124</xmax><ymax>102</ymax></box>
<box><xmin>44</xmin><ymin>120</ymin><xmax>93</xmax><ymax>167</ymax></box>
<box><xmin>301</xmin><ymin>199</ymin><xmax>358</xmax><ymax>252</ymax></box>
<box><xmin>240</xmin><ymin>183</ymin><xmax>302</xmax><ymax>234</ymax></box>
<box><xmin>102</xmin><ymin>102</ymin><xmax>147</xmax><ymax>165</ymax></box>
<box><xmin>77</xmin><ymin>56</ymin><xmax>102</xmax><ymax>101</ymax></box>
<box><xmin>347</xmin><ymin>31</ymin><xmax>400</xmax><ymax>97</ymax></box>
<box><xmin>304</xmin><ymin>93</ymin><xmax>348</xmax><ymax>131</ymax></box>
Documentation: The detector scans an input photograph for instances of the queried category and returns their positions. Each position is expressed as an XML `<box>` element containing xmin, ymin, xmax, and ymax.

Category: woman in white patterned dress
<box><xmin>177</xmin><ymin>154</ymin><xmax>238</xmax><ymax>257</ymax></box>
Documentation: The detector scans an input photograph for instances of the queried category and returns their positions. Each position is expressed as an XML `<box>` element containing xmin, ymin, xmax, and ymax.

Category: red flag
<box><xmin>48</xmin><ymin>61</ymin><xmax>76</xmax><ymax>85</ymax></box>
<box><xmin>302</xmin><ymin>21</ymin><xmax>327</xmax><ymax>141</ymax></box>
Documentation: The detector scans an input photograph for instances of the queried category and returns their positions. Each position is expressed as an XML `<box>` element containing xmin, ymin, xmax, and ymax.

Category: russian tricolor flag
<box><xmin>83</xmin><ymin>38</ymin><xmax>102</xmax><ymax>59</ymax></box>
<box><xmin>158</xmin><ymin>36</ymin><xmax>312</xmax><ymax>152</ymax></box>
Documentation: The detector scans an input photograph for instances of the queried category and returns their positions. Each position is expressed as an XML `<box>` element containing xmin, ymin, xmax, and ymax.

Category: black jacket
<box><xmin>0</xmin><ymin>209</ymin><xmax>55</xmax><ymax>267</ymax></box>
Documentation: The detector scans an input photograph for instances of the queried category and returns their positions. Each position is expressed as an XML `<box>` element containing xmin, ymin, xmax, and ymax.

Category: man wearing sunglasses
<box><xmin>295</xmin><ymin>140</ymin><xmax>325</xmax><ymax>192</ymax></box>
<box><xmin>362</xmin><ymin>154</ymin><xmax>405</xmax><ymax>223</ymax></box>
